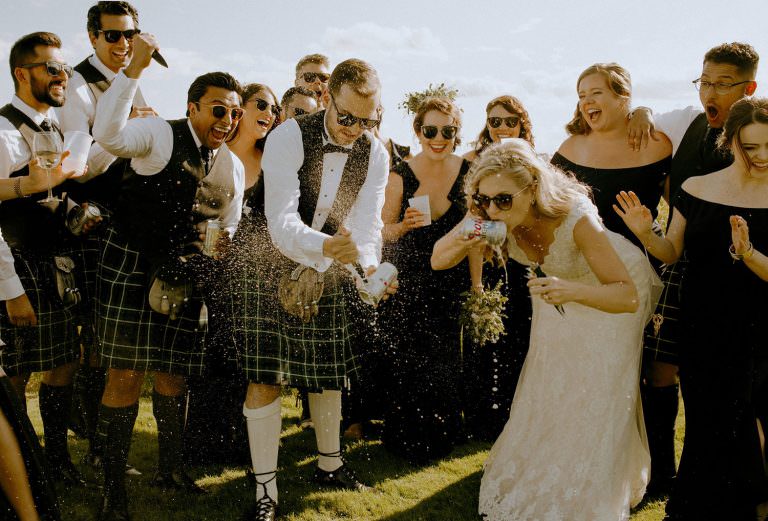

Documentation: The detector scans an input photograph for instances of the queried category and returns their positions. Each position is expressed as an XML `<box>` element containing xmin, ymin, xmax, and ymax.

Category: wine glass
<box><xmin>32</xmin><ymin>131</ymin><xmax>63</xmax><ymax>203</ymax></box>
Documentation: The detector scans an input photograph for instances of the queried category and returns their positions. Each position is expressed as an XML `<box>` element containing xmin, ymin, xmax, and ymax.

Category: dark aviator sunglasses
<box><xmin>19</xmin><ymin>61</ymin><xmax>73</xmax><ymax>78</ymax></box>
<box><xmin>487</xmin><ymin>115</ymin><xmax>520</xmax><ymax>129</ymax></box>
<box><xmin>472</xmin><ymin>185</ymin><xmax>531</xmax><ymax>211</ymax></box>
<box><xmin>95</xmin><ymin>29</ymin><xmax>141</xmax><ymax>43</ymax></box>
<box><xmin>302</xmin><ymin>72</ymin><xmax>330</xmax><ymax>83</ymax></box>
<box><xmin>330</xmin><ymin>96</ymin><xmax>380</xmax><ymax>130</ymax></box>
<box><xmin>421</xmin><ymin>125</ymin><xmax>458</xmax><ymax>140</ymax></box>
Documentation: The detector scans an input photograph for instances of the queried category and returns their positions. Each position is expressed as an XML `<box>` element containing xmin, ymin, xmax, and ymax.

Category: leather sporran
<box><xmin>278</xmin><ymin>264</ymin><xmax>324</xmax><ymax>323</ymax></box>
<box><xmin>148</xmin><ymin>276</ymin><xmax>192</xmax><ymax>321</ymax></box>
<box><xmin>52</xmin><ymin>256</ymin><xmax>81</xmax><ymax>306</ymax></box>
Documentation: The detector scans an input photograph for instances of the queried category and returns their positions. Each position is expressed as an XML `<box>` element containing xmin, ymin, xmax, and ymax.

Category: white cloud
<box><xmin>510</xmin><ymin>17</ymin><xmax>543</xmax><ymax>35</ymax></box>
<box><xmin>314</xmin><ymin>23</ymin><xmax>447</xmax><ymax>62</ymax></box>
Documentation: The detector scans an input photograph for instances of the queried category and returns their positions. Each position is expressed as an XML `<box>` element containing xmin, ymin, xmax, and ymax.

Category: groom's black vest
<box><xmin>669</xmin><ymin>113</ymin><xmax>732</xmax><ymax>202</ymax></box>
<box><xmin>294</xmin><ymin>110</ymin><xmax>370</xmax><ymax>235</ymax></box>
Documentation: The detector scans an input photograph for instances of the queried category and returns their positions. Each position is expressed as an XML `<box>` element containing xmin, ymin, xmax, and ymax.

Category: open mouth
<box><xmin>257</xmin><ymin>118</ymin><xmax>271</xmax><ymax>130</ymax></box>
<box><xmin>49</xmin><ymin>80</ymin><xmax>66</xmax><ymax>96</ymax></box>
<box><xmin>706</xmin><ymin>104</ymin><xmax>719</xmax><ymax>121</ymax></box>
<box><xmin>429</xmin><ymin>144</ymin><xmax>447</xmax><ymax>153</ymax></box>
<box><xmin>586</xmin><ymin>108</ymin><xmax>601</xmax><ymax>123</ymax></box>
<box><xmin>112</xmin><ymin>50</ymin><xmax>129</xmax><ymax>61</ymax></box>
<box><xmin>210</xmin><ymin>126</ymin><xmax>230</xmax><ymax>143</ymax></box>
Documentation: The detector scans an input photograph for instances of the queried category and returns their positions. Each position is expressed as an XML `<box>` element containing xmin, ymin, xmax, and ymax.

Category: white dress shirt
<box><xmin>58</xmin><ymin>54</ymin><xmax>148</xmax><ymax>179</ymax></box>
<box><xmin>0</xmin><ymin>96</ymin><xmax>55</xmax><ymax>300</ymax></box>
<box><xmin>262</xmin><ymin>116</ymin><xmax>389</xmax><ymax>272</ymax></box>
<box><xmin>92</xmin><ymin>71</ymin><xmax>243</xmax><ymax>234</ymax></box>
<box><xmin>654</xmin><ymin>106</ymin><xmax>703</xmax><ymax>156</ymax></box>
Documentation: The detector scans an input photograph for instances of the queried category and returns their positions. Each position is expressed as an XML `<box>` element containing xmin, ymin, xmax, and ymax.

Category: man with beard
<box><xmin>240</xmin><ymin>58</ymin><xmax>394</xmax><ymax>521</ymax></box>
<box><xmin>628</xmin><ymin>42</ymin><xmax>759</xmax><ymax>500</ymax></box>
<box><xmin>294</xmin><ymin>54</ymin><xmax>331</xmax><ymax>109</ymax></box>
<box><xmin>91</xmin><ymin>32</ymin><xmax>244</xmax><ymax>520</ymax></box>
<box><xmin>0</xmin><ymin>31</ymin><xmax>86</xmax><ymax>487</ymax></box>
<box><xmin>57</xmin><ymin>0</ymin><xmax>155</xmax><ymax>471</ymax></box>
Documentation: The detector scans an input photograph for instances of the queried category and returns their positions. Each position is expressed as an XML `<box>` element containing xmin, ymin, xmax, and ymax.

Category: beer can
<box><xmin>67</xmin><ymin>203</ymin><xmax>101</xmax><ymax>236</ymax></box>
<box><xmin>459</xmin><ymin>218</ymin><xmax>507</xmax><ymax>246</ymax></box>
<box><xmin>203</xmin><ymin>219</ymin><xmax>221</xmax><ymax>257</ymax></box>
<box><xmin>358</xmin><ymin>262</ymin><xmax>398</xmax><ymax>306</ymax></box>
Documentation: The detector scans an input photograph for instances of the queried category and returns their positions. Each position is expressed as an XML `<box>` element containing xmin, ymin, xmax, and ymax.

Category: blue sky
<box><xmin>1</xmin><ymin>0</ymin><xmax>766</xmax><ymax>153</ymax></box>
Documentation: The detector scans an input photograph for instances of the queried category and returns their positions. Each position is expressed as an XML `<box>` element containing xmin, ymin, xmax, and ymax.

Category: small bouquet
<box><xmin>459</xmin><ymin>280</ymin><xmax>508</xmax><ymax>346</ymax></box>
<box><xmin>399</xmin><ymin>82</ymin><xmax>460</xmax><ymax>115</ymax></box>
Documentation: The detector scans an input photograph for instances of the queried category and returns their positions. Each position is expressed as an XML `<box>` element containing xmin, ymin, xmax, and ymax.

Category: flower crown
<box><xmin>398</xmin><ymin>82</ymin><xmax>460</xmax><ymax>115</ymax></box>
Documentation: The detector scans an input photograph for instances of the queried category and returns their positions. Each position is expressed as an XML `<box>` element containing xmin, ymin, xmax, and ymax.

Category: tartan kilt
<box><xmin>231</xmin><ymin>259</ymin><xmax>358</xmax><ymax>391</ymax></box>
<box><xmin>95</xmin><ymin>226</ymin><xmax>205</xmax><ymax>375</ymax></box>
<box><xmin>0</xmin><ymin>253</ymin><xmax>80</xmax><ymax>375</ymax></box>
<box><xmin>67</xmin><ymin>233</ymin><xmax>102</xmax><ymax>354</ymax></box>
<box><xmin>643</xmin><ymin>256</ymin><xmax>686</xmax><ymax>365</ymax></box>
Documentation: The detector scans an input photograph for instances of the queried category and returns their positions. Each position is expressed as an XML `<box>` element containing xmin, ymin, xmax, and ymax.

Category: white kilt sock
<box><xmin>243</xmin><ymin>397</ymin><xmax>281</xmax><ymax>502</ymax></box>
<box><xmin>308</xmin><ymin>390</ymin><xmax>343</xmax><ymax>471</ymax></box>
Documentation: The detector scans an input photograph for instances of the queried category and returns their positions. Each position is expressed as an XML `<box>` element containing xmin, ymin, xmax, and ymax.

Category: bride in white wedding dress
<box><xmin>432</xmin><ymin>140</ymin><xmax>657</xmax><ymax>521</ymax></box>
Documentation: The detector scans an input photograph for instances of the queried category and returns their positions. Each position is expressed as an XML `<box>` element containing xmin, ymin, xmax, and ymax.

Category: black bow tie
<box><xmin>200</xmin><ymin>146</ymin><xmax>213</xmax><ymax>172</ymax></box>
<box><xmin>322</xmin><ymin>142</ymin><xmax>350</xmax><ymax>155</ymax></box>
<box><xmin>39</xmin><ymin>118</ymin><xmax>53</xmax><ymax>131</ymax></box>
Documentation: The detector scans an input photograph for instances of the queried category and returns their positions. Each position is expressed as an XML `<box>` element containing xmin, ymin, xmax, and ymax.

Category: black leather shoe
<box><xmin>48</xmin><ymin>458</ymin><xmax>87</xmax><ymax>487</ymax></box>
<box><xmin>244</xmin><ymin>495</ymin><xmax>277</xmax><ymax>521</ymax></box>
<box><xmin>151</xmin><ymin>469</ymin><xmax>206</xmax><ymax>494</ymax></box>
<box><xmin>97</xmin><ymin>491</ymin><xmax>130</xmax><ymax>521</ymax></box>
<box><xmin>312</xmin><ymin>464</ymin><xmax>370</xmax><ymax>491</ymax></box>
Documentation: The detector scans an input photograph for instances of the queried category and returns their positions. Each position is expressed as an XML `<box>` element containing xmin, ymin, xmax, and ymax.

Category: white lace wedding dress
<box><xmin>478</xmin><ymin>196</ymin><xmax>656</xmax><ymax>521</ymax></box>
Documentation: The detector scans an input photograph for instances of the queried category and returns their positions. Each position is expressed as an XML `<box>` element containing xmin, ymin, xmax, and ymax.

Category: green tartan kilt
<box><xmin>0</xmin><ymin>254</ymin><xmax>80</xmax><ymax>375</ymax></box>
<box><xmin>643</xmin><ymin>257</ymin><xmax>685</xmax><ymax>365</ymax></box>
<box><xmin>231</xmin><ymin>259</ymin><xmax>359</xmax><ymax>391</ymax></box>
<box><xmin>95</xmin><ymin>226</ymin><xmax>205</xmax><ymax>375</ymax></box>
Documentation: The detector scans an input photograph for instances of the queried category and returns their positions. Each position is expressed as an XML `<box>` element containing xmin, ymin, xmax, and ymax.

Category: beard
<box><xmin>31</xmin><ymin>78</ymin><xmax>65</xmax><ymax>108</ymax></box>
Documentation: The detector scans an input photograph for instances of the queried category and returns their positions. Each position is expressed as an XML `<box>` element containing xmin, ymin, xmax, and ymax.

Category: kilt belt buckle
<box><xmin>53</xmin><ymin>256</ymin><xmax>81</xmax><ymax>306</ymax></box>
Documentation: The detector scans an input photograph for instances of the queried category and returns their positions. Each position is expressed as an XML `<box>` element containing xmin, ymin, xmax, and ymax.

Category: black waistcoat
<box><xmin>0</xmin><ymin>104</ymin><xmax>67</xmax><ymax>253</ymax></box>
<box><xmin>669</xmin><ymin>113</ymin><xmax>732</xmax><ymax>201</ymax></box>
<box><xmin>294</xmin><ymin>110</ymin><xmax>370</xmax><ymax>235</ymax></box>
<box><xmin>67</xmin><ymin>57</ymin><xmax>128</xmax><ymax>210</ymax></box>
<box><xmin>114</xmin><ymin>119</ymin><xmax>234</xmax><ymax>269</ymax></box>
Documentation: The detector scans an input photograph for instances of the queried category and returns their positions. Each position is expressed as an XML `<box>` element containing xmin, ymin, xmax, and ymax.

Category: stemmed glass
<box><xmin>32</xmin><ymin>131</ymin><xmax>63</xmax><ymax>204</ymax></box>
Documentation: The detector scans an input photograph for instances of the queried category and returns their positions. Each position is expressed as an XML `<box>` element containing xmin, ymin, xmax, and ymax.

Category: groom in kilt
<box><xmin>238</xmin><ymin>58</ymin><xmax>393</xmax><ymax>521</ymax></box>
<box><xmin>91</xmin><ymin>32</ymin><xmax>244</xmax><ymax>520</ymax></box>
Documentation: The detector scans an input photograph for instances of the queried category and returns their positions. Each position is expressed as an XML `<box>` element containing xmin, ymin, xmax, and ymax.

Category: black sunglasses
<box><xmin>292</xmin><ymin>107</ymin><xmax>307</xmax><ymax>116</ymax></box>
<box><xmin>487</xmin><ymin>116</ymin><xmax>520</xmax><ymax>129</ymax></box>
<box><xmin>196</xmin><ymin>102</ymin><xmax>244</xmax><ymax>121</ymax></box>
<box><xmin>421</xmin><ymin>125</ymin><xmax>458</xmax><ymax>140</ymax></box>
<box><xmin>252</xmin><ymin>98</ymin><xmax>280</xmax><ymax>116</ymax></box>
<box><xmin>95</xmin><ymin>29</ymin><xmax>141</xmax><ymax>43</ymax></box>
<box><xmin>472</xmin><ymin>185</ymin><xmax>530</xmax><ymax>211</ymax></box>
<box><xmin>301</xmin><ymin>72</ymin><xmax>330</xmax><ymax>84</ymax></box>
<box><xmin>330</xmin><ymin>96</ymin><xmax>380</xmax><ymax>130</ymax></box>
<box><xmin>19</xmin><ymin>61</ymin><xmax>73</xmax><ymax>78</ymax></box>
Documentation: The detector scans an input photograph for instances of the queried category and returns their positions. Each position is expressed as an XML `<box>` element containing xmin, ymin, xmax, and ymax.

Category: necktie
<box><xmin>40</xmin><ymin>118</ymin><xmax>52</xmax><ymax>131</ymax></box>
<box><xmin>322</xmin><ymin>142</ymin><xmax>350</xmax><ymax>155</ymax></box>
<box><xmin>200</xmin><ymin>146</ymin><xmax>213</xmax><ymax>174</ymax></box>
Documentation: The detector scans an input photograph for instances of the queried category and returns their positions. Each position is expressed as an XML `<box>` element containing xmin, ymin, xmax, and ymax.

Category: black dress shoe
<box><xmin>244</xmin><ymin>495</ymin><xmax>277</xmax><ymax>521</ymax></box>
<box><xmin>151</xmin><ymin>469</ymin><xmax>206</xmax><ymax>494</ymax></box>
<box><xmin>312</xmin><ymin>464</ymin><xmax>370</xmax><ymax>491</ymax></box>
<box><xmin>97</xmin><ymin>491</ymin><xmax>130</xmax><ymax>521</ymax></box>
<box><xmin>48</xmin><ymin>458</ymin><xmax>87</xmax><ymax>487</ymax></box>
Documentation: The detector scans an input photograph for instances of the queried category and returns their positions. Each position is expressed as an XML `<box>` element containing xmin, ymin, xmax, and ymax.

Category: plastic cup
<box><xmin>62</xmin><ymin>130</ymin><xmax>92</xmax><ymax>177</ymax></box>
<box><xmin>408</xmin><ymin>194</ymin><xmax>432</xmax><ymax>226</ymax></box>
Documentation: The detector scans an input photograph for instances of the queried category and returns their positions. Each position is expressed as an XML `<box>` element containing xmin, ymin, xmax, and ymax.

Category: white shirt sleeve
<box><xmin>345</xmin><ymin>137</ymin><xmax>388</xmax><ymax>269</ymax></box>
<box><xmin>92</xmin><ymin>71</ymin><xmax>171</xmax><ymax>175</ymax></box>
<box><xmin>654</xmin><ymin>106</ymin><xmax>702</xmax><ymax>155</ymax></box>
<box><xmin>219</xmin><ymin>147</ymin><xmax>244</xmax><ymax>235</ymax></box>
<box><xmin>0</xmin><ymin>229</ymin><xmax>23</xmax><ymax>301</ymax></box>
<box><xmin>263</xmin><ymin>119</ymin><xmax>334</xmax><ymax>271</ymax></box>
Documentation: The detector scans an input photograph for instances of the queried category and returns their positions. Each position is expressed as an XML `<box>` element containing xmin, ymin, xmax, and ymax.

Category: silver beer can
<box><xmin>203</xmin><ymin>219</ymin><xmax>221</xmax><ymax>257</ymax></box>
<box><xmin>358</xmin><ymin>262</ymin><xmax>398</xmax><ymax>306</ymax></box>
<box><xmin>67</xmin><ymin>203</ymin><xmax>102</xmax><ymax>236</ymax></box>
<box><xmin>459</xmin><ymin>218</ymin><xmax>507</xmax><ymax>246</ymax></box>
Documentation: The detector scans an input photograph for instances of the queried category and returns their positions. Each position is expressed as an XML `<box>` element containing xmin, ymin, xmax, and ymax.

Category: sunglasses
<box><xmin>292</xmin><ymin>107</ymin><xmax>307</xmax><ymax>116</ymax></box>
<box><xmin>196</xmin><ymin>102</ymin><xmax>244</xmax><ymax>121</ymax></box>
<box><xmin>487</xmin><ymin>116</ymin><xmax>520</xmax><ymax>129</ymax></box>
<box><xmin>19</xmin><ymin>61</ymin><xmax>73</xmax><ymax>78</ymax></box>
<box><xmin>421</xmin><ymin>125</ymin><xmax>458</xmax><ymax>140</ymax></box>
<box><xmin>330</xmin><ymin>96</ymin><xmax>380</xmax><ymax>130</ymax></box>
<box><xmin>472</xmin><ymin>185</ymin><xmax>530</xmax><ymax>211</ymax></box>
<box><xmin>252</xmin><ymin>98</ymin><xmax>280</xmax><ymax>116</ymax></box>
<box><xmin>95</xmin><ymin>29</ymin><xmax>141</xmax><ymax>43</ymax></box>
<box><xmin>301</xmin><ymin>72</ymin><xmax>330</xmax><ymax>84</ymax></box>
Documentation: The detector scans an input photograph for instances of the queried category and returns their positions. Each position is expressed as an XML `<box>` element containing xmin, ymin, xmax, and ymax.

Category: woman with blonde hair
<box><xmin>433</xmin><ymin>139</ymin><xmax>656</xmax><ymax>520</ymax></box>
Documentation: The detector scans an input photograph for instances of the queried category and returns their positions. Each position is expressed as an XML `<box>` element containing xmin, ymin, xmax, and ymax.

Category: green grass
<box><xmin>23</xmin><ymin>378</ymin><xmax>681</xmax><ymax>520</ymax></box>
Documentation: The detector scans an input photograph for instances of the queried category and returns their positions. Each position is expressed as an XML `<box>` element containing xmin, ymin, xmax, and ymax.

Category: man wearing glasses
<box><xmin>0</xmin><ymin>31</ymin><xmax>86</xmax><ymax>489</ymax></box>
<box><xmin>628</xmin><ymin>42</ymin><xmax>759</xmax><ymax>501</ymax></box>
<box><xmin>91</xmin><ymin>32</ymin><xmax>244</xmax><ymax>520</ymax></box>
<box><xmin>281</xmin><ymin>86</ymin><xmax>319</xmax><ymax>120</ymax></box>
<box><xmin>294</xmin><ymin>54</ymin><xmax>331</xmax><ymax>109</ymax></box>
<box><xmin>239</xmin><ymin>58</ymin><xmax>391</xmax><ymax>521</ymax></box>
<box><xmin>57</xmin><ymin>0</ymin><xmax>156</xmax><ymax>473</ymax></box>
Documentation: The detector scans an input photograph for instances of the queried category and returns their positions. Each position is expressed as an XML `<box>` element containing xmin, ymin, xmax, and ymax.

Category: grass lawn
<box><xmin>22</xmin><ymin>377</ymin><xmax>683</xmax><ymax>521</ymax></box>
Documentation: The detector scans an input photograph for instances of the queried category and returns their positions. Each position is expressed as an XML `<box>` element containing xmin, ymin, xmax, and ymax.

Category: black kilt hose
<box><xmin>0</xmin><ymin>254</ymin><xmax>80</xmax><ymax>376</ymax></box>
<box><xmin>96</xmin><ymin>226</ymin><xmax>205</xmax><ymax>375</ymax></box>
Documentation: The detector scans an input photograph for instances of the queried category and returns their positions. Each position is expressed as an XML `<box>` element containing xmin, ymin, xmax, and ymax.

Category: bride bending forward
<box><xmin>432</xmin><ymin>140</ymin><xmax>657</xmax><ymax>520</ymax></box>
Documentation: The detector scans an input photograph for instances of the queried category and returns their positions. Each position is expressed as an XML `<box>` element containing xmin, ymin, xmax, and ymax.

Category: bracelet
<box><xmin>13</xmin><ymin>177</ymin><xmax>26</xmax><ymax>198</ymax></box>
<box><xmin>729</xmin><ymin>242</ymin><xmax>754</xmax><ymax>261</ymax></box>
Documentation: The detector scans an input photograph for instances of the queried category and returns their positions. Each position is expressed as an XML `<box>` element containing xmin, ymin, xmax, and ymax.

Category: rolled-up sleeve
<box><xmin>0</xmin><ymin>230</ymin><xmax>22</xmax><ymax>300</ymax></box>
